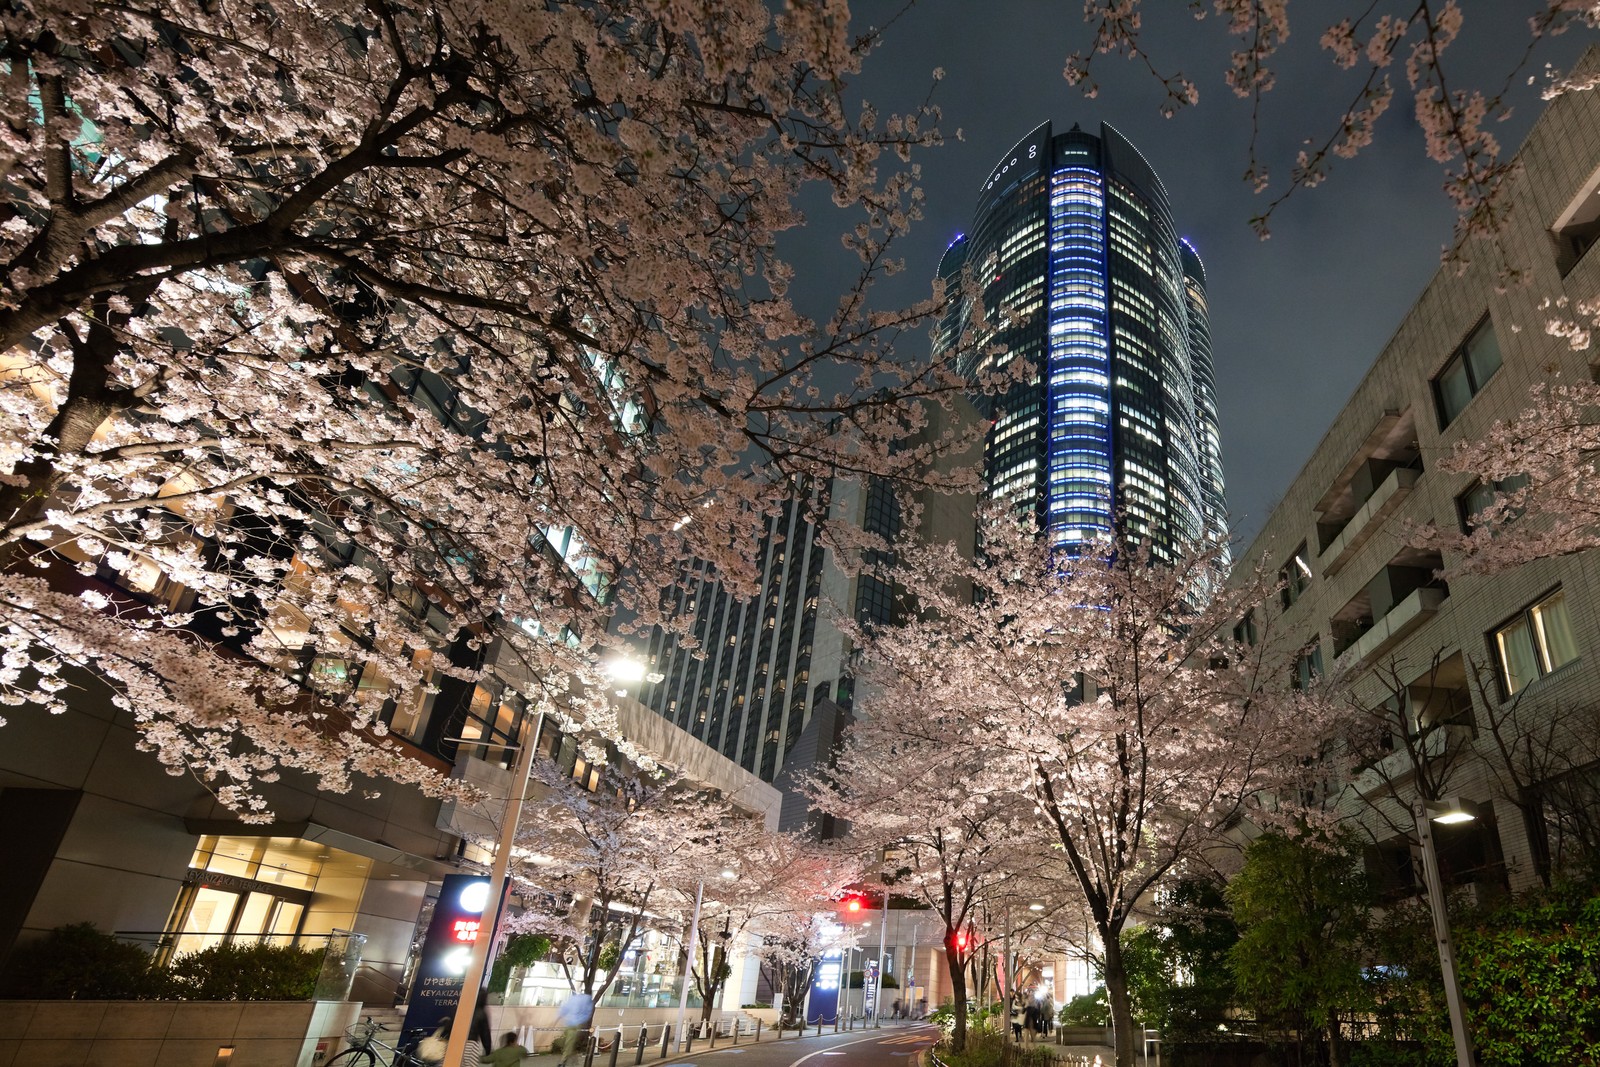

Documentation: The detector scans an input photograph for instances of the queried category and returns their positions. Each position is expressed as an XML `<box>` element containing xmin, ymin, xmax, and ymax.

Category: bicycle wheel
<box><xmin>326</xmin><ymin>1047</ymin><xmax>378</xmax><ymax>1067</ymax></box>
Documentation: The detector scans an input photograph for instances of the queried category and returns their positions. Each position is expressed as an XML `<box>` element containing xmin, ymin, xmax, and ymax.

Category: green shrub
<box><xmin>935</xmin><ymin>1030</ymin><xmax>1055</xmax><ymax>1067</ymax></box>
<box><xmin>489</xmin><ymin>933</ymin><xmax>550</xmax><ymax>995</ymax></box>
<box><xmin>165</xmin><ymin>942</ymin><xmax>322</xmax><ymax>1000</ymax></box>
<box><xmin>1058</xmin><ymin>987</ymin><xmax>1109</xmax><ymax>1027</ymax></box>
<box><xmin>1</xmin><ymin>923</ymin><xmax>159</xmax><ymax>999</ymax></box>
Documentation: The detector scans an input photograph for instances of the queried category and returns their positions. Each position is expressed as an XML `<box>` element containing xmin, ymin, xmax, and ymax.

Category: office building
<box><xmin>937</xmin><ymin>121</ymin><xmax>1227</xmax><ymax>558</ymax></box>
<box><xmin>636</xmin><ymin>400</ymin><xmax>978</xmax><ymax>822</ymax></box>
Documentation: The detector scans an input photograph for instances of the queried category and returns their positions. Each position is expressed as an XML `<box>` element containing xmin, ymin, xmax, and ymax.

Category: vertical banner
<box><xmin>402</xmin><ymin>874</ymin><xmax>494</xmax><ymax>1037</ymax></box>
<box><xmin>805</xmin><ymin>951</ymin><xmax>842</xmax><ymax>1024</ymax></box>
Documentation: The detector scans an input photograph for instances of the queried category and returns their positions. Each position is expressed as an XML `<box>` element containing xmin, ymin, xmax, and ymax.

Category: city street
<box><xmin>513</xmin><ymin>1024</ymin><xmax>942</xmax><ymax>1067</ymax></box>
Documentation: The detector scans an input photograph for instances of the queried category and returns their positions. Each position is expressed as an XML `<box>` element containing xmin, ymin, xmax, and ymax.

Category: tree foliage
<box><xmin>0</xmin><ymin>0</ymin><xmax>976</xmax><ymax>815</ymax></box>
<box><xmin>828</xmin><ymin>512</ymin><xmax>1341</xmax><ymax>1065</ymax></box>
<box><xmin>1227</xmin><ymin>830</ymin><xmax>1374</xmax><ymax>1067</ymax></box>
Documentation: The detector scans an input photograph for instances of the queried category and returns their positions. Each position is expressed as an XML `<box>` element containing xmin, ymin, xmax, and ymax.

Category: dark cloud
<box><xmin>783</xmin><ymin>0</ymin><xmax>1595</xmax><ymax>547</ymax></box>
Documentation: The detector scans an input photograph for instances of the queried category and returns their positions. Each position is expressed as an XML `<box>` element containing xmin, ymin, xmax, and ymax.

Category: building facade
<box><xmin>937</xmin><ymin>121</ymin><xmax>1227</xmax><ymax>558</ymax></box>
<box><xmin>636</xmin><ymin>400</ymin><xmax>978</xmax><ymax>820</ymax></box>
<box><xmin>1235</xmin><ymin>59</ymin><xmax>1600</xmax><ymax>897</ymax></box>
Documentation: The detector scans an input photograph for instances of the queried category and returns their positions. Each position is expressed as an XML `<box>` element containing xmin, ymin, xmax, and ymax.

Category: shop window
<box><xmin>1493</xmin><ymin>589</ymin><xmax>1580</xmax><ymax>697</ymax></box>
<box><xmin>1433</xmin><ymin>317</ymin><xmax>1502</xmax><ymax>428</ymax></box>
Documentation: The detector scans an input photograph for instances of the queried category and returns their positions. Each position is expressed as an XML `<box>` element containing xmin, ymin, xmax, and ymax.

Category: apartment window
<box><xmin>1293</xmin><ymin>644</ymin><xmax>1324</xmax><ymax>691</ymax></box>
<box><xmin>1456</xmin><ymin>474</ymin><xmax>1529</xmax><ymax>532</ymax></box>
<box><xmin>1280</xmin><ymin>543</ymin><xmax>1312</xmax><ymax>609</ymax></box>
<box><xmin>1493</xmin><ymin>590</ymin><xmax>1580</xmax><ymax>697</ymax></box>
<box><xmin>1233</xmin><ymin>611</ymin><xmax>1259</xmax><ymax>648</ymax></box>
<box><xmin>1433</xmin><ymin>317</ymin><xmax>1503</xmax><ymax>428</ymax></box>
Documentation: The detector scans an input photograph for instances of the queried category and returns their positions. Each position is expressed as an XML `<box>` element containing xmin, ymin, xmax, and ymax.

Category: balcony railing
<box><xmin>1334</xmin><ymin>586</ymin><xmax>1448</xmax><ymax>667</ymax></box>
<box><xmin>1320</xmin><ymin>467</ymin><xmax>1421</xmax><ymax>578</ymax></box>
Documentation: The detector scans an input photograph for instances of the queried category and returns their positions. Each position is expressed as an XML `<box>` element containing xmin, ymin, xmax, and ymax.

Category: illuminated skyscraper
<box><xmin>938</xmin><ymin>121</ymin><xmax>1227</xmax><ymax>558</ymax></box>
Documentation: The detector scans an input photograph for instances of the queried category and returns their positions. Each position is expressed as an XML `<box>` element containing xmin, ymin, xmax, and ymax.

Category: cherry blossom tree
<box><xmin>751</xmin><ymin>908</ymin><xmax>854</xmax><ymax>1032</ymax></box>
<box><xmin>1065</xmin><ymin>1</ymin><xmax>1600</xmax><ymax>253</ymax></box>
<box><xmin>0</xmin><ymin>0</ymin><xmax>984</xmax><ymax>814</ymax></box>
<box><xmin>837</xmin><ymin>513</ymin><xmax>1341</xmax><ymax>1066</ymax></box>
<box><xmin>504</xmin><ymin>760</ymin><xmax>752</xmax><ymax>1016</ymax></box>
<box><xmin>1410</xmin><ymin>377</ymin><xmax>1600</xmax><ymax>575</ymax></box>
<box><xmin>678</xmin><ymin>830</ymin><xmax>858</xmax><ymax>1030</ymax></box>
<box><xmin>812</xmin><ymin>692</ymin><xmax>1040</xmax><ymax>1050</ymax></box>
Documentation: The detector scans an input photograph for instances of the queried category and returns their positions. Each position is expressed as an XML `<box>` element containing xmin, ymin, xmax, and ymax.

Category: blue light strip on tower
<box><xmin>1046</xmin><ymin>167</ymin><xmax>1113</xmax><ymax>546</ymax></box>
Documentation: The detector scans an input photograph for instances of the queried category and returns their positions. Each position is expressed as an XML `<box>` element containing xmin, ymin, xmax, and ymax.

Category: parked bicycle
<box><xmin>327</xmin><ymin>1016</ymin><xmax>436</xmax><ymax>1067</ymax></box>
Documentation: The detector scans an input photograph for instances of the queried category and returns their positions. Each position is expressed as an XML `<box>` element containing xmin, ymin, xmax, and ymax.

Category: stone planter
<box><xmin>0</xmin><ymin>999</ymin><xmax>359</xmax><ymax>1067</ymax></box>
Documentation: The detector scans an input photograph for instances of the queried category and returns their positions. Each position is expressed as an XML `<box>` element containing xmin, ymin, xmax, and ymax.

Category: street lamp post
<box><xmin>1414</xmin><ymin>799</ymin><xmax>1478</xmax><ymax>1067</ymax></box>
<box><xmin>873</xmin><ymin>890</ymin><xmax>888</xmax><ymax>1028</ymax></box>
<box><xmin>443</xmin><ymin>709</ymin><xmax>543</xmax><ymax>1067</ymax></box>
<box><xmin>673</xmin><ymin>878</ymin><xmax>705</xmax><ymax>1050</ymax></box>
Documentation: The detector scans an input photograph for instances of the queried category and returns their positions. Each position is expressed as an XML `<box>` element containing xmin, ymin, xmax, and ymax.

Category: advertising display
<box><xmin>401</xmin><ymin>875</ymin><xmax>496</xmax><ymax>1037</ymax></box>
<box><xmin>805</xmin><ymin>950</ymin><xmax>843</xmax><ymax>1024</ymax></box>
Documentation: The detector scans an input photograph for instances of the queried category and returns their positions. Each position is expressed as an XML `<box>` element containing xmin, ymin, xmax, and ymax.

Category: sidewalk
<box><xmin>514</xmin><ymin>1020</ymin><xmax>880</xmax><ymax>1067</ymax></box>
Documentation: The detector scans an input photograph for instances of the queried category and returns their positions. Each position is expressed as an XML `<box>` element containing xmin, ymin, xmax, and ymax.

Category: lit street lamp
<box><xmin>1414</xmin><ymin>797</ymin><xmax>1479</xmax><ymax>1067</ymax></box>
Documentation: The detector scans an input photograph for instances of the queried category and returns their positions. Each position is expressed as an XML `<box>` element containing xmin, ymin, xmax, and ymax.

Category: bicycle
<box><xmin>327</xmin><ymin>1016</ymin><xmax>435</xmax><ymax>1067</ymax></box>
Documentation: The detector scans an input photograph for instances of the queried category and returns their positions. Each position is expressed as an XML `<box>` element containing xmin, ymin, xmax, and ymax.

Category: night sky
<box><xmin>784</xmin><ymin>1</ymin><xmax>1596</xmax><ymax>550</ymax></box>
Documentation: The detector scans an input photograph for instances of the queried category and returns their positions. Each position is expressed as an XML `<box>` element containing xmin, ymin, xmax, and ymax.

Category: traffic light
<box><xmin>846</xmin><ymin>896</ymin><xmax>863</xmax><ymax>913</ymax></box>
<box><xmin>955</xmin><ymin>929</ymin><xmax>968</xmax><ymax>952</ymax></box>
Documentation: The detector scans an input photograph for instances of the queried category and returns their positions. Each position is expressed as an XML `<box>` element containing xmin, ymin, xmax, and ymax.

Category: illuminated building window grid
<box><xmin>1045</xmin><ymin>167</ymin><xmax>1114</xmax><ymax>537</ymax></box>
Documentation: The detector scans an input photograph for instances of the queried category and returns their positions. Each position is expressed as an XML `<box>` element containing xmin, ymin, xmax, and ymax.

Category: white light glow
<box><xmin>459</xmin><ymin>881</ymin><xmax>490</xmax><ymax>914</ymax></box>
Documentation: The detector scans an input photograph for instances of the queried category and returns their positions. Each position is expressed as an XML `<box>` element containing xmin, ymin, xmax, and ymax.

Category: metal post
<box><xmin>608</xmin><ymin>1029</ymin><xmax>621</xmax><ymax>1067</ymax></box>
<box><xmin>1002</xmin><ymin>902</ymin><xmax>1013</xmax><ymax>1045</ymax></box>
<box><xmin>443</xmin><ymin>711</ymin><xmax>545</xmax><ymax>1067</ymax></box>
<box><xmin>674</xmin><ymin>878</ymin><xmax>705</xmax><ymax>1052</ymax></box>
<box><xmin>874</xmin><ymin>891</ymin><xmax>889</xmax><ymax>1028</ymax></box>
<box><xmin>583</xmin><ymin>1033</ymin><xmax>597</xmax><ymax>1067</ymax></box>
<box><xmin>659</xmin><ymin>1027</ymin><xmax>671</xmax><ymax>1060</ymax></box>
<box><xmin>634</xmin><ymin>1027</ymin><xmax>647</xmax><ymax>1066</ymax></box>
<box><xmin>755</xmin><ymin>1021</ymin><xmax>762</xmax><ymax>1043</ymax></box>
<box><xmin>1415</xmin><ymin>802</ymin><xmax>1477</xmax><ymax>1067</ymax></box>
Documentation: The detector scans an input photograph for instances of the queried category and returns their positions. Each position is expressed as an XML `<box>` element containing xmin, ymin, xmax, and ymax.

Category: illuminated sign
<box><xmin>806</xmin><ymin>950</ymin><xmax>844</xmax><ymax>1024</ymax></box>
<box><xmin>401</xmin><ymin>875</ymin><xmax>501</xmax><ymax>1038</ymax></box>
<box><xmin>980</xmin><ymin>123</ymin><xmax>1051</xmax><ymax>204</ymax></box>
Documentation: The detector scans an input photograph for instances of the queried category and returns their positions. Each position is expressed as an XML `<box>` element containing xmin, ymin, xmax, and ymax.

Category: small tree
<box><xmin>1227</xmin><ymin>830</ymin><xmax>1374</xmax><ymax>1067</ymax></box>
<box><xmin>507</xmin><ymin>760</ymin><xmax>748</xmax><ymax>1019</ymax></box>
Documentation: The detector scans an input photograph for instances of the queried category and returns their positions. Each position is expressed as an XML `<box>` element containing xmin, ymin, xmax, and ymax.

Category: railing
<box><xmin>115</xmin><ymin>929</ymin><xmax>335</xmax><ymax>952</ymax></box>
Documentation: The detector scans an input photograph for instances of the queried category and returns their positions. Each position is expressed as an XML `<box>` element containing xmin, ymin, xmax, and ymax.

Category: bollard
<box><xmin>755</xmin><ymin>1021</ymin><xmax>762</xmax><ymax>1044</ymax></box>
<box><xmin>709</xmin><ymin>1025</ymin><xmax>717</xmax><ymax>1049</ymax></box>
<box><xmin>732</xmin><ymin>1021</ymin><xmax>739</xmax><ymax>1046</ymax></box>
<box><xmin>634</xmin><ymin>1027</ymin><xmax>647</xmax><ymax>1066</ymax></box>
<box><xmin>583</xmin><ymin>1033</ymin><xmax>597</xmax><ymax>1067</ymax></box>
<box><xmin>685</xmin><ymin>1030</ymin><xmax>694</xmax><ymax>1055</ymax></box>
<box><xmin>608</xmin><ymin>1029</ymin><xmax>622</xmax><ymax>1067</ymax></box>
<box><xmin>660</xmin><ymin>1026</ymin><xmax>671</xmax><ymax>1061</ymax></box>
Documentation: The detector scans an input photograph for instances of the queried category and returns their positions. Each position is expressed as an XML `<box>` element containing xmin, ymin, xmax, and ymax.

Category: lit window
<box><xmin>1494</xmin><ymin>590</ymin><xmax>1580</xmax><ymax>696</ymax></box>
<box><xmin>1280</xmin><ymin>543</ymin><xmax>1312</xmax><ymax>609</ymax></box>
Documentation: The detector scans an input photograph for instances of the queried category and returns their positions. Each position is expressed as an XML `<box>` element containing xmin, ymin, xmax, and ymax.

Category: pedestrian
<box><xmin>555</xmin><ymin>990</ymin><xmax>594</xmax><ymax>1067</ymax></box>
<box><xmin>1022</xmin><ymin>999</ymin><xmax>1040</xmax><ymax>1042</ymax></box>
<box><xmin>1009</xmin><ymin>1000</ymin><xmax>1023</xmax><ymax>1041</ymax></box>
<box><xmin>482</xmin><ymin>1032</ymin><xmax>531</xmax><ymax>1067</ymax></box>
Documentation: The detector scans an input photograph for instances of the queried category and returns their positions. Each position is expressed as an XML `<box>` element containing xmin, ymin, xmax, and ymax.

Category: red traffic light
<box><xmin>955</xmin><ymin>930</ymin><xmax>969</xmax><ymax>950</ymax></box>
<box><xmin>846</xmin><ymin>898</ymin><xmax>862</xmax><ymax>913</ymax></box>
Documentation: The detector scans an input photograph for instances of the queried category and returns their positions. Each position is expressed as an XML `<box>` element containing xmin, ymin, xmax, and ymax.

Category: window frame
<box><xmin>1491</xmin><ymin>587</ymin><xmax>1580</xmax><ymax>698</ymax></box>
<box><xmin>1432</xmin><ymin>315</ymin><xmax>1503</xmax><ymax>428</ymax></box>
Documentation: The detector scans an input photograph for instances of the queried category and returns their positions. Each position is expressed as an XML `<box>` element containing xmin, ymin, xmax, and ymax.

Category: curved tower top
<box><xmin>937</xmin><ymin>120</ymin><xmax>1227</xmax><ymax>559</ymax></box>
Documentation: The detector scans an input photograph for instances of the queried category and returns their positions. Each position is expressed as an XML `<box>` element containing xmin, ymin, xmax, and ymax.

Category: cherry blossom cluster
<box><xmin>814</xmin><ymin>512</ymin><xmax>1345</xmax><ymax>1062</ymax></box>
<box><xmin>0</xmin><ymin>0</ymin><xmax>978</xmax><ymax>813</ymax></box>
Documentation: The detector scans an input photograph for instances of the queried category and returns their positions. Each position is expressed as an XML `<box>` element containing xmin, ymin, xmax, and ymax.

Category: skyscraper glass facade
<box><xmin>938</xmin><ymin>121</ymin><xmax>1227</xmax><ymax>558</ymax></box>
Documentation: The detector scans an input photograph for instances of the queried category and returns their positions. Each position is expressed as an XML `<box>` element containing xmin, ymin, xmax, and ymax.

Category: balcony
<box><xmin>1319</xmin><ymin>467</ymin><xmax>1420</xmax><ymax>578</ymax></box>
<box><xmin>1334</xmin><ymin>585</ymin><xmax>1448</xmax><ymax>667</ymax></box>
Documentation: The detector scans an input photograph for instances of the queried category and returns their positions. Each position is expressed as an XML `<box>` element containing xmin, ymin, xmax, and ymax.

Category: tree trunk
<box><xmin>1102</xmin><ymin>930</ymin><xmax>1137</xmax><ymax>1067</ymax></box>
<box><xmin>944</xmin><ymin>929</ymin><xmax>970</xmax><ymax>1051</ymax></box>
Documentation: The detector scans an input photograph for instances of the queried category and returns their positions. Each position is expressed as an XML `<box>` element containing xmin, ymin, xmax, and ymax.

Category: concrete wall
<box><xmin>0</xmin><ymin>1000</ymin><xmax>358</xmax><ymax>1067</ymax></box>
